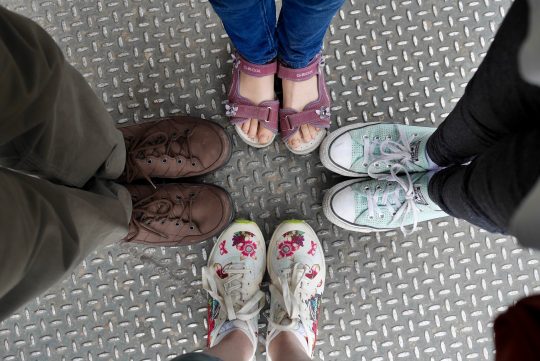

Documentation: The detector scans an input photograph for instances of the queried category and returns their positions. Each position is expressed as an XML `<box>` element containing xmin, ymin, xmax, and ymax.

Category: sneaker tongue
<box><xmin>411</xmin><ymin>172</ymin><xmax>439</xmax><ymax>208</ymax></box>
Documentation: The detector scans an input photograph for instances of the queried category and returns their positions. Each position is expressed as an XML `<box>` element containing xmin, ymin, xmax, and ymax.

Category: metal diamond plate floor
<box><xmin>2</xmin><ymin>0</ymin><xmax>539</xmax><ymax>360</ymax></box>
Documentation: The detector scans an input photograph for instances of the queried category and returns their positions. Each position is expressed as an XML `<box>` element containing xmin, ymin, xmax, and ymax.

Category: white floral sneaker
<box><xmin>202</xmin><ymin>220</ymin><xmax>266</xmax><ymax>360</ymax></box>
<box><xmin>266</xmin><ymin>220</ymin><xmax>326</xmax><ymax>360</ymax></box>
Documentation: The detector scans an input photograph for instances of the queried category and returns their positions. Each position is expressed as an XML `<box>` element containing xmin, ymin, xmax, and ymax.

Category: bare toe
<box><xmin>241</xmin><ymin>121</ymin><xmax>250</xmax><ymax>134</ymax></box>
<box><xmin>308</xmin><ymin>125</ymin><xmax>318</xmax><ymax>139</ymax></box>
<box><xmin>300</xmin><ymin>124</ymin><xmax>313</xmax><ymax>142</ymax></box>
<box><xmin>288</xmin><ymin>132</ymin><xmax>302</xmax><ymax>150</ymax></box>
<box><xmin>248</xmin><ymin>119</ymin><xmax>258</xmax><ymax>139</ymax></box>
<box><xmin>258</xmin><ymin>126</ymin><xmax>274</xmax><ymax>145</ymax></box>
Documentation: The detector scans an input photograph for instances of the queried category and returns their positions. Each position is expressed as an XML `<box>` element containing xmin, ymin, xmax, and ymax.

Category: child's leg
<box><xmin>277</xmin><ymin>0</ymin><xmax>345</xmax><ymax>148</ymax></box>
<box><xmin>426</xmin><ymin>0</ymin><xmax>540</xmax><ymax>167</ymax></box>
<box><xmin>428</xmin><ymin>128</ymin><xmax>540</xmax><ymax>234</ymax></box>
<box><xmin>209</xmin><ymin>0</ymin><xmax>277</xmax><ymax>65</ymax></box>
<box><xmin>277</xmin><ymin>0</ymin><xmax>344</xmax><ymax>69</ymax></box>
<box><xmin>209</xmin><ymin>0</ymin><xmax>278</xmax><ymax>144</ymax></box>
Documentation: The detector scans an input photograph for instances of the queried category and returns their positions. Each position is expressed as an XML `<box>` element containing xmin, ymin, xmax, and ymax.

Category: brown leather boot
<box><xmin>120</xmin><ymin>117</ymin><xmax>231</xmax><ymax>184</ymax></box>
<box><xmin>124</xmin><ymin>183</ymin><xmax>234</xmax><ymax>246</ymax></box>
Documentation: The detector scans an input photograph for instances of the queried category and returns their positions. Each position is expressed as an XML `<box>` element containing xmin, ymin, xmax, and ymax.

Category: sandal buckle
<box><xmin>284</xmin><ymin>115</ymin><xmax>294</xmax><ymax>130</ymax></box>
<box><xmin>264</xmin><ymin>107</ymin><xmax>272</xmax><ymax>122</ymax></box>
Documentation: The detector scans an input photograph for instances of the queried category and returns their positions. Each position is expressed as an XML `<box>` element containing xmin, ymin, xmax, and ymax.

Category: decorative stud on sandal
<box><xmin>225</xmin><ymin>53</ymin><xmax>280</xmax><ymax>148</ymax></box>
<box><xmin>278</xmin><ymin>54</ymin><xmax>331</xmax><ymax>155</ymax></box>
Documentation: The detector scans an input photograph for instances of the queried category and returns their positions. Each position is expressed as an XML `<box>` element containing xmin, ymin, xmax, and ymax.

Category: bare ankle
<box><xmin>268</xmin><ymin>331</ymin><xmax>310</xmax><ymax>361</ymax></box>
<box><xmin>206</xmin><ymin>329</ymin><xmax>254</xmax><ymax>361</ymax></box>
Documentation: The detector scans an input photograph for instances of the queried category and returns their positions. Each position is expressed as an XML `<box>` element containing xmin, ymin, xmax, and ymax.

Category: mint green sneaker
<box><xmin>323</xmin><ymin>168</ymin><xmax>447</xmax><ymax>234</ymax></box>
<box><xmin>320</xmin><ymin>122</ymin><xmax>439</xmax><ymax>177</ymax></box>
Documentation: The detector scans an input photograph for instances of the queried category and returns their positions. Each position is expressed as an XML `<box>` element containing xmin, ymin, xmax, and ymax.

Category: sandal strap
<box><xmin>279</xmin><ymin>107</ymin><xmax>331</xmax><ymax>140</ymax></box>
<box><xmin>227</xmin><ymin>100</ymin><xmax>280</xmax><ymax>133</ymax></box>
<box><xmin>277</xmin><ymin>54</ymin><xmax>324</xmax><ymax>82</ymax></box>
<box><xmin>232</xmin><ymin>53</ymin><xmax>278</xmax><ymax>77</ymax></box>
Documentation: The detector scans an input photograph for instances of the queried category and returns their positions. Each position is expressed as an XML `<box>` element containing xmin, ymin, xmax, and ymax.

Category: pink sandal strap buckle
<box><xmin>228</xmin><ymin>100</ymin><xmax>280</xmax><ymax>133</ymax></box>
<box><xmin>226</xmin><ymin>53</ymin><xmax>280</xmax><ymax>134</ymax></box>
<box><xmin>277</xmin><ymin>54</ymin><xmax>331</xmax><ymax>141</ymax></box>
<box><xmin>280</xmin><ymin>107</ymin><xmax>331</xmax><ymax>140</ymax></box>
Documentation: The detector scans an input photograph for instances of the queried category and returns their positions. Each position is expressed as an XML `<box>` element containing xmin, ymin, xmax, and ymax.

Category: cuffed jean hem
<box><xmin>237</xmin><ymin>50</ymin><xmax>278</xmax><ymax>65</ymax></box>
<box><xmin>170</xmin><ymin>352</ymin><xmax>223</xmax><ymax>361</ymax></box>
<box><xmin>278</xmin><ymin>50</ymin><xmax>322</xmax><ymax>69</ymax></box>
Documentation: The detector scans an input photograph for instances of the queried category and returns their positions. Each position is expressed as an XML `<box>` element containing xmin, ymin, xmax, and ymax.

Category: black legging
<box><xmin>426</xmin><ymin>0</ymin><xmax>540</xmax><ymax>233</ymax></box>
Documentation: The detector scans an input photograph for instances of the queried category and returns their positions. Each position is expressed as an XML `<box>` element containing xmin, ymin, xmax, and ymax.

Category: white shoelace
<box><xmin>363</xmin><ymin>164</ymin><xmax>420</xmax><ymax>235</ymax></box>
<box><xmin>202</xmin><ymin>263</ymin><xmax>265</xmax><ymax>337</ymax></box>
<box><xmin>361</xmin><ymin>127</ymin><xmax>419</xmax><ymax>177</ymax></box>
<box><xmin>268</xmin><ymin>263</ymin><xmax>314</xmax><ymax>348</ymax></box>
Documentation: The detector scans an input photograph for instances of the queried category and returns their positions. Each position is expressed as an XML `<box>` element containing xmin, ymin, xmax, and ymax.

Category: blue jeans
<box><xmin>209</xmin><ymin>0</ymin><xmax>345</xmax><ymax>68</ymax></box>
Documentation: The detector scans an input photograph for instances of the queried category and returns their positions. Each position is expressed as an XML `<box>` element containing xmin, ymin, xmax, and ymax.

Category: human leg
<box><xmin>0</xmin><ymin>7</ymin><xmax>126</xmax><ymax>186</ymax></box>
<box><xmin>208</xmin><ymin>0</ymin><xmax>278</xmax><ymax>145</ymax></box>
<box><xmin>277</xmin><ymin>0</ymin><xmax>344</xmax><ymax>149</ymax></box>
<box><xmin>277</xmin><ymin>0</ymin><xmax>344</xmax><ymax>68</ymax></box>
<box><xmin>428</xmin><ymin>128</ymin><xmax>540</xmax><ymax>234</ymax></box>
<box><xmin>426</xmin><ymin>0</ymin><xmax>540</xmax><ymax>166</ymax></box>
<box><xmin>0</xmin><ymin>168</ymin><xmax>131</xmax><ymax>321</ymax></box>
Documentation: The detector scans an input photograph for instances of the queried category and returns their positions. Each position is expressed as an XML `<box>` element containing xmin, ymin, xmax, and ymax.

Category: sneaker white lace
<box><xmin>323</xmin><ymin>165</ymin><xmax>447</xmax><ymax>235</ymax></box>
<box><xmin>266</xmin><ymin>220</ymin><xmax>326</xmax><ymax>360</ymax></box>
<box><xmin>202</xmin><ymin>220</ymin><xmax>266</xmax><ymax>359</ymax></box>
<box><xmin>320</xmin><ymin>122</ymin><xmax>439</xmax><ymax>177</ymax></box>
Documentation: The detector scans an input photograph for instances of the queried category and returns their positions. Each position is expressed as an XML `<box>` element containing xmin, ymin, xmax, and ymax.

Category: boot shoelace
<box><xmin>202</xmin><ymin>263</ymin><xmax>265</xmax><ymax>335</ymax></box>
<box><xmin>358</xmin><ymin>164</ymin><xmax>420</xmax><ymax>235</ymax></box>
<box><xmin>125</xmin><ymin>129</ymin><xmax>196</xmax><ymax>188</ymax></box>
<box><xmin>126</xmin><ymin>191</ymin><xmax>196</xmax><ymax>242</ymax></box>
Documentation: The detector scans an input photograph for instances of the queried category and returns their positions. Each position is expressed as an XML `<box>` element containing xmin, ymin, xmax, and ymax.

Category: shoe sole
<box><xmin>322</xmin><ymin>178</ymin><xmax>393</xmax><ymax>233</ymax></box>
<box><xmin>319</xmin><ymin>121</ymin><xmax>381</xmax><ymax>177</ymax></box>
<box><xmin>285</xmin><ymin>129</ymin><xmax>327</xmax><ymax>155</ymax></box>
<box><xmin>235</xmin><ymin>124</ymin><xmax>276</xmax><ymax>148</ymax></box>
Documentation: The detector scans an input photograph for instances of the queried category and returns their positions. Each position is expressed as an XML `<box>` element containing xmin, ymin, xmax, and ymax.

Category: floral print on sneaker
<box><xmin>232</xmin><ymin>231</ymin><xmax>259</xmax><ymax>259</ymax></box>
<box><xmin>202</xmin><ymin>220</ymin><xmax>266</xmax><ymax>353</ymax></box>
<box><xmin>277</xmin><ymin>230</ymin><xmax>305</xmax><ymax>259</ymax></box>
<box><xmin>267</xmin><ymin>220</ymin><xmax>326</xmax><ymax>359</ymax></box>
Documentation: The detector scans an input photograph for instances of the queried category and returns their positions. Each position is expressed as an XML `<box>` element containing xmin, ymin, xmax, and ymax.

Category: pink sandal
<box><xmin>225</xmin><ymin>53</ymin><xmax>280</xmax><ymax>148</ymax></box>
<box><xmin>278</xmin><ymin>54</ymin><xmax>331</xmax><ymax>155</ymax></box>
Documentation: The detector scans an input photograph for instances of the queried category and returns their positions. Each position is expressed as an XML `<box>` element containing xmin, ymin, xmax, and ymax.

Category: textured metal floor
<box><xmin>2</xmin><ymin>0</ymin><xmax>539</xmax><ymax>360</ymax></box>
